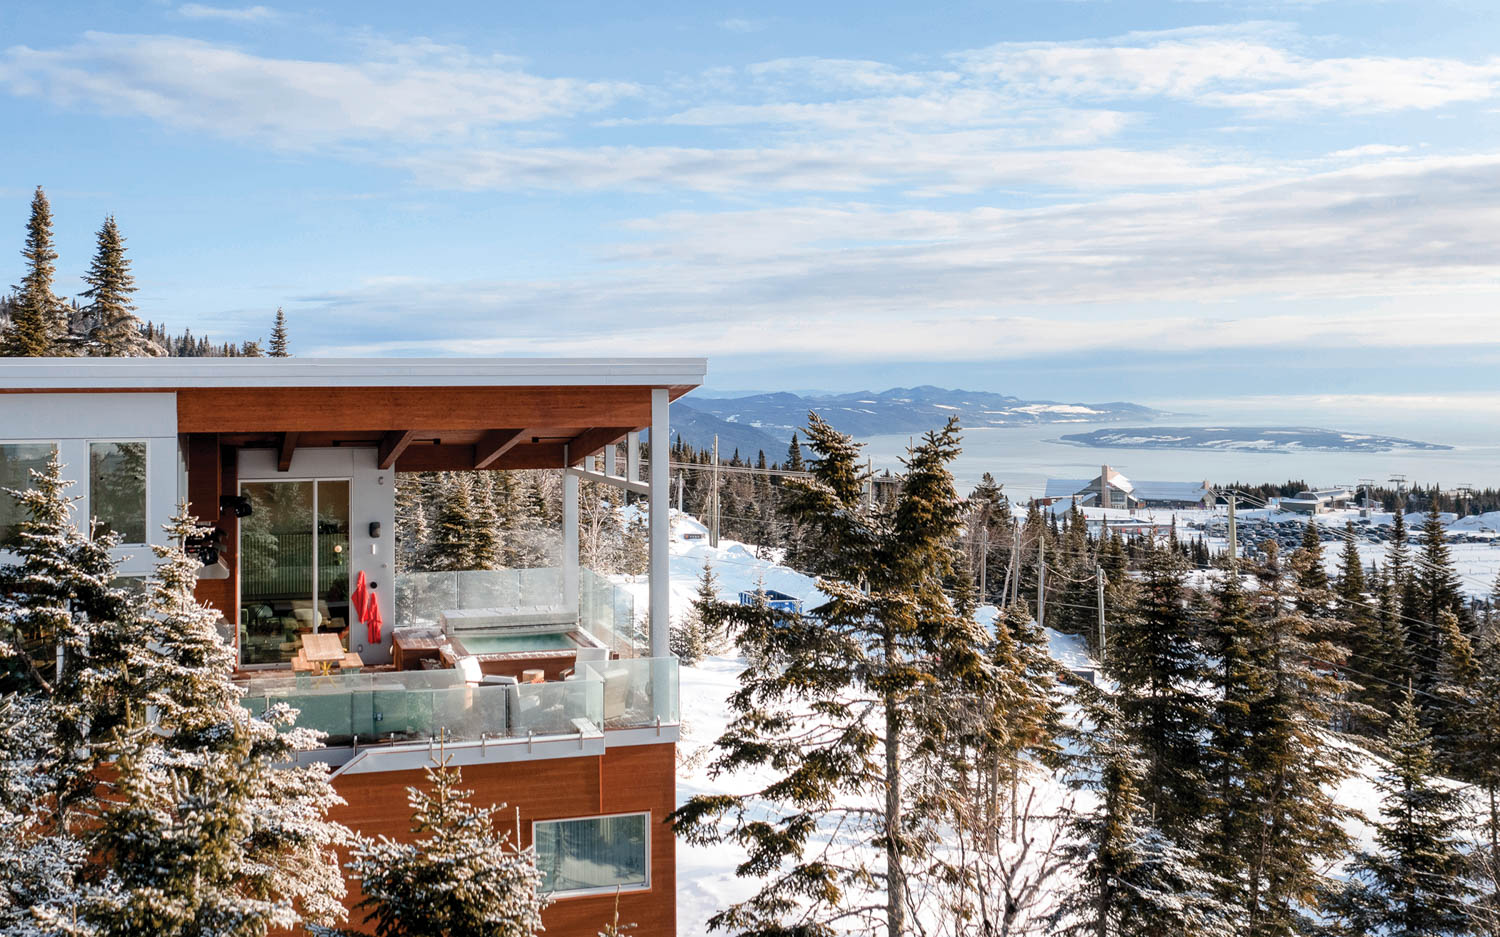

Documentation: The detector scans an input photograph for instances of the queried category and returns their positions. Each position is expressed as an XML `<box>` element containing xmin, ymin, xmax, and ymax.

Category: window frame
<box><xmin>531</xmin><ymin>810</ymin><xmax>652</xmax><ymax>900</ymax></box>
<box><xmin>87</xmin><ymin>438</ymin><xmax>150</xmax><ymax>547</ymax></box>
<box><xmin>235</xmin><ymin>475</ymin><xmax>354</xmax><ymax>670</ymax></box>
<box><xmin>0</xmin><ymin>439</ymin><xmax>60</xmax><ymax>553</ymax></box>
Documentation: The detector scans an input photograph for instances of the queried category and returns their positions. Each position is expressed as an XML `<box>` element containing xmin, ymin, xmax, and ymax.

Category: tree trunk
<box><xmin>884</xmin><ymin>623</ymin><xmax>905</xmax><ymax>937</ymax></box>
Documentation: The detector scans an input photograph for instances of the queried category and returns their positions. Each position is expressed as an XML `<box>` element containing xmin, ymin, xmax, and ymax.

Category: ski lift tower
<box><xmin>1357</xmin><ymin>477</ymin><xmax>1375</xmax><ymax>518</ymax></box>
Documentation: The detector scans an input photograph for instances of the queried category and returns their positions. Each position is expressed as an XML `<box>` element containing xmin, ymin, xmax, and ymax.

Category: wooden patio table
<box><xmin>301</xmin><ymin>633</ymin><xmax>346</xmax><ymax>675</ymax></box>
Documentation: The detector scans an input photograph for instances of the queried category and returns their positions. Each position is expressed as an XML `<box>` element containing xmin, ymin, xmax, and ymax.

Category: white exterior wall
<box><xmin>237</xmin><ymin>447</ymin><xmax>397</xmax><ymax>664</ymax></box>
<box><xmin>0</xmin><ymin>392</ymin><xmax>179</xmax><ymax>578</ymax></box>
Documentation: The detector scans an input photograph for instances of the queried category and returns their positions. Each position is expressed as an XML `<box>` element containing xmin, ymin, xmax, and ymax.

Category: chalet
<box><xmin>0</xmin><ymin>356</ymin><xmax>706</xmax><ymax>936</ymax></box>
<box><xmin>1043</xmin><ymin>465</ymin><xmax>1212</xmax><ymax>510</ymax></box>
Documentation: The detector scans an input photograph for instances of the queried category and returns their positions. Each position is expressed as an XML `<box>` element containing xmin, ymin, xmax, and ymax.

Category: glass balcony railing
<box><xmin>240</xmin><ymin>671</ymin><xmax>604</xmax><ymax>746</ymax></box>
<box><xmin>579</xmin><ymin>656</ymin><xmax>679</xmax><ymax>729</ymax></box>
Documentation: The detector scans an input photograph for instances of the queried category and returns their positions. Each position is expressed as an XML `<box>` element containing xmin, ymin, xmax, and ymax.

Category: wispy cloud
<box><xmin>0</xmin><ymin>32</ymin><xmax>635</xmax><ymax>147</ymax></box>
<box><xmin>176</xmin><ymin>4</ymin><xmax>278</xmax><ymax>22</ymax></box>
<box><xmin>291</xmin><ymin>153</ymin><xmax>1500</xmax><ymax>361</ymax></box>
<box><xmin>718</xmin><ymin>17</ymin><xmax>766</xmax><ymax>33</ymax></box>
<box><xmin>955</xmin><ymin>24</ymin><xmax>1500</xmax><ymax>114</ymax></box>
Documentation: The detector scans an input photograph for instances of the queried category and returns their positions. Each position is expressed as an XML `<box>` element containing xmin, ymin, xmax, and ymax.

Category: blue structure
<box><xmin>738</xmin><ymin>589</ymin><xmax>803</xmax><ymax>614</ymax></box>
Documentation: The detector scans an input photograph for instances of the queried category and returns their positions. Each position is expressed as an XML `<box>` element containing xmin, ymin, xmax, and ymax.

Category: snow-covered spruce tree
<box><xmin>1103</xmin><ymin>545</ymin><xmax>1213</xmax><ymax>846</ymax></box>
<box><xmin>427</xmin><ymin>473</ymin><xmax>477</xmax><ymax>571</ymax></box>
<box><xmin>2</xmin><ymin>186</ymin><xmax>68</xmax><ymax>357</ymax></box>
<box><xmin>268</xmin><ymin>307</ymin><xmax>289</xmax><ymax>357</ymax></box>
<box><xmin>0</xmin><ymin>693</ymin><xmax>99</xmax><ymax>936</ymax></box>
<box><xmin>470</xmin><ymin>472</ymin><xmax>502</xmax><ymax>570</ymax></box>
<box><xmin>84</xmin><ymin>508</ymin><xmax>347</xmax><ymax>937</ymax></box>
<box><xmin>1325</xmin><ymin>688</ymin><xmax>1473</xmax><ymax>937</ymax></box>
<box><xmin>1053</xmin><ymin>685</ymin><xmax>1234</xmax><ymax>937</ymax></box>
<box><xmin>317</xmin><ymin>750</ymin><xmax>546</xmax><ymax>937</ymax></box>
<box><xmin>82</xmin><ymin>216</ymin><xmax>159</xmax><ymax>357</ymax></box>
<box><xmin>1460</xmin><ymin>629</ymin><xmax>1500</xmax><ymax>932</ymax></box>
<box><xmin>673</xmin><ymin>414</ymin><xmax>992</xmax><ymax>937</ymax></box>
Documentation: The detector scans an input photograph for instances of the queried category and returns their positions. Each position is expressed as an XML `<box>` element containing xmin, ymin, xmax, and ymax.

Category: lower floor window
<box><xmin>534</xmin><ymin>812</ymin><xmax>649</xmax><ymax>896</ymax></box>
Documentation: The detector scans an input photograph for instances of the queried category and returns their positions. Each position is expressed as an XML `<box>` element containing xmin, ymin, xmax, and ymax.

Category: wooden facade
<box><xmin>328</xmin><ymin>742</ymin><xmax>678</xmax><ymax>936</ymax></box>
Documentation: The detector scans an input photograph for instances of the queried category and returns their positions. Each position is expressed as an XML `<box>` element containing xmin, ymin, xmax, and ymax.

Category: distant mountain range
<box><xmin>671</xmin><ymin>387</ymin><xmax>1165</xmax><ymax>457</ymax></box>
<box><xmin>1059</xmin><ymin>426</ymin><xmax>1452</xmax><ymax>454</ymax></box>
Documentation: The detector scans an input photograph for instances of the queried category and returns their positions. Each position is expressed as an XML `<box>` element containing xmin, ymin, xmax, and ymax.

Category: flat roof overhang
<box><xmin>0</xmin><ymin>357</ymin><xmax>706</xmax><ymax>472</ymax></box>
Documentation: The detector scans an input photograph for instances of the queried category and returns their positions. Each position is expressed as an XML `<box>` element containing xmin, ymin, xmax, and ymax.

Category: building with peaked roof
<box><xmin>1043</xmin><ymin>465</ymin><xmax>1212</xmax><ymax>510</ymax></box>
<box><xmin>1277</xmin><ymin>487</ymin><xmax>1354</xmax><ymax>514</ymax></box>
<box><xmin>0</xmin><ymin>356</ymin><xmax>706</xmax><ymax>936</ymax></box>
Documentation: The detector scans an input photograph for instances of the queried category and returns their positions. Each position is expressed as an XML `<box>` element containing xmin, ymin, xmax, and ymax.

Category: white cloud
<box><xmin>177</xmin><ymin>4</ymin><xmax>278</xmax><ymax>21</ymax></box>
<box><xmin>397</xmin><ymin>138</ymin><xmax>1261</xmax><ymax>194</ymax></box>
<box><xmin>292</xmin><ymin>153</ymin><xmax>1500</xmax><ymax>361</ymax></box>
<box><xmin>955</xmin><ymin>26</ymin><xmax>1500</xmax><ymax>114</ymax></box>
<box><xmin>718</xmin><ymin>17</ymin><xmax>765</xmax><ymax>33</ymax></box>
<box><xmin>0</xmin><ymin>32</ymin><xmax>635</xmax><ymax>147</ymax></box>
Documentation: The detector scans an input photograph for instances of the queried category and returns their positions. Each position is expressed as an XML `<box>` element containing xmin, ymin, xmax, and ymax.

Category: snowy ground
<box><xmin>630</xmin><ymin>511</ymin><xmax>1465</xmax><ymax>934</ymax></box>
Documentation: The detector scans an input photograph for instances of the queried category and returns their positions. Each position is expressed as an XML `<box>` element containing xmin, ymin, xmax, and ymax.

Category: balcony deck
<box><xmin>238</xmin><ymin>655</ymin><xmax>679</xmax><ymax>770</ymax></box>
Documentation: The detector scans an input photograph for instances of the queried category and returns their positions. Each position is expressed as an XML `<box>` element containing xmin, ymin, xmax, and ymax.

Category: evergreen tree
<box><xmin>1327</xmin><ymin>689</ymin><xmax>1473</xmax><ymax>937</ymax></box>
<box><xmin>326</xmin><ymin>750</ymin><xmax>545</xmax><ymax>937</ymax></box>
<box><xmin>268</xmin><ymin>307</ymin><xmax>289</xmax><ymax>357</ymax></box>
<box><xmin>1413</xmin><ymin>505</ymin><xmax>1466</xmax><ymax>674</ymax></box>
<box><xmin>673</xmin><ymin>414</ymin><xmax>990</xmax><ymax>937</ymax></box>
<box><xmin>1233</xmin><ymin>542</ymin><xmax>1354</xmax><ymax>937</ymax></box>
<box><xmin>1105</xmin><ymin>546</ymin><xmax>1212</xmax><ymax>843</ymax></box>
<box><xmin>2</xmin><ymin>186</ymin><xmax>68</xmax><ymax>357</ymax></box>
<box><xmin>84</xmin><ymin>509</ymin><xmax>348</xmax><ymax>936</ymax></box>
<box><xmin>82</xmin><ymin>216</ymin><xmax>158</xmax><ymax>356</ymax></box>
<box><xmin>427</xmin><ymin>474</ymin><xmax>477</xmax><ymax>571</ymax></box>
<box><xmin>469</xmin><ymin>472</ymin><xmax>501</xmax><ymax>570</ymax></box>
<box><xmin>1054</xmin><ymin>687</ymin><xmax>1234</xmax><ymax>937</ymax></box>
<box><xmin>784</xmin><ymin>432</ymin><xmax>804</xmax><ymax>472</ymax></box>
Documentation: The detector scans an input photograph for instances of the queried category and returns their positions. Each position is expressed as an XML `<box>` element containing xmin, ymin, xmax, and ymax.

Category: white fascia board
<box><xmin>0</xmin><ymin>357</ymin><xmax>708</xmax><ymax>390</ymax></box>
<box><xmin>317</xmin><ymin>726</ymin><xmax>608</xmax><ymax>776</ymax></box>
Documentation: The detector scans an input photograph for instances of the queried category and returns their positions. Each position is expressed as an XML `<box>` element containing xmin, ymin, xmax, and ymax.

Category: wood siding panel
<box><xmin>176</xmin><ymin>387</ymin><xmax>654</xmax><ymax>434</ymax></box>
<box><xmin>327</xmin><ymin>743</ymin><xmax>676</xmax><ymax>937</ymax></box>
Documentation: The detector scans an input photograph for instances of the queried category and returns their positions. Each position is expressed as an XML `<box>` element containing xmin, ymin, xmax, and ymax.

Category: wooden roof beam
<box><xmin>474</xmin><ymin>429</ymin><xmax>528</xmax><ymax>470</ymax></box>
<box><xmin>277</xmin><ymin>432</ymin><xmax>299</xmax><ymax>472</ymax></box>
<box><xmin>563</xmin><ymin>426</ymin><xmax>632</xmax><ymax>466</ymax></box>
<box><xmin>378</xmin><ymin>430</ymin><xmax>418</xmax><ymax>470</ymax></box>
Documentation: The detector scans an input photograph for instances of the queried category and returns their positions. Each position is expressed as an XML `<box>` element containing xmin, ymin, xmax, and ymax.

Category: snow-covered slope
<box><xmin>660</xmin><ymin>520</ymin><xmax>1453</xmax><ymax>935</ymax></box>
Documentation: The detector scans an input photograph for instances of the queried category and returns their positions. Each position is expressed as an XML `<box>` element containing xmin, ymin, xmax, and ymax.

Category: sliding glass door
<box><xmin>239</xmin><ymin>479</ymin><xmax>351</xmax><ymax>666</ymax></box>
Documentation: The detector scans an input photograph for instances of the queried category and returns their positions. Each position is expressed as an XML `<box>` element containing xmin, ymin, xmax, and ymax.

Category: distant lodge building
<box><xmin>1277</xmin><ymin>487</ymin><xmax>1354</xmax><ymax>514</ymax></box>
<box><xmin>1041</xmin><ymin>465</ymin><xmax>1212</xmax><ymax>511</ymax></box>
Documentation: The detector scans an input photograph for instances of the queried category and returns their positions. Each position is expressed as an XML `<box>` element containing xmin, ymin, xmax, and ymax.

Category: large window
<box><xmin>89</xmin><ymin>441</ymin><xmax>147</xmax><ymax>544</ymax></box>
<box><xmin>533</xmin><ymin>812</ymin><xmax>650</xmax><ymax>897</ymax></box>
<box><xmin>0</xmin><ymin>442</ymin><xmax>57</xmax><ymax>549</ymax></box>
<box><xmin>239</xmin><ymin>479</ymin><xmax>351</xmax><ymax>666</ymax></box>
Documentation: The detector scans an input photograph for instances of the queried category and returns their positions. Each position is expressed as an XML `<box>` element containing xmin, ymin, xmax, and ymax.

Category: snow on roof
<box><xmin>1043</xmin><ymin>477</ymin><xmax>1207</xmax><ymax>501</ymax></box>
<box><xmin>0</xmin><ymin>356</ymin><xmax>708</xmax><ymax>390</ymax></box>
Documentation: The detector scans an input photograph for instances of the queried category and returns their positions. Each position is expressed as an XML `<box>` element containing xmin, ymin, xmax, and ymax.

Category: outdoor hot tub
<box><xmin>438</xmin><ymin>607</ymin><xmax>610</xmax><ymax>681</ymax></box>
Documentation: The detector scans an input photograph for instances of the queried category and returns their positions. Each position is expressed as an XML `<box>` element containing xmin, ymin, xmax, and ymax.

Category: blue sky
<box><xmin>2</xmin><ymin>0</ymin><xmax>1499</xmax><ymax>404</ymax></box>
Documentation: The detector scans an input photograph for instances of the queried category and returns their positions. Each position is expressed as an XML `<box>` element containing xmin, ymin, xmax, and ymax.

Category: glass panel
<box><xmin>240</xmin><ymin>481</ymin><xmax>314</xmax><ymax>665</ymax></box>
<box><xmin>534</xmin><ymin>814</ymin><xmax>649</xmax><ymax>895</ymax></box>
<box><xmin>582</xmin><ymin>657</ymin><xmax>679</xmax><ymax>728</ymax></box>
<box><xmin>317</xmin><ymin>480</ymin><xmax>352</xmax><ymax>640</ymax></box>
<box><xmin>0</xmin><ymin>442</ymin><xmax>56</xmax><ymax>549</ymax></box>
<box><xmin>89</xmin><ymin>441</ymin><xmax>147</xmax><ymax>543</ymax></box>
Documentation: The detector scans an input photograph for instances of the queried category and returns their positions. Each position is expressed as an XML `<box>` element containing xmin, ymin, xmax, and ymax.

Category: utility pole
<box><xmin>1226</xmin><ymin>492</ymin><xmax>1237</xmax><ymax>564</ymax></box>
<box><xmin>710</xmin><ymin>435</ymin><xmax>720</xmax><ymax>548</ymax></box>
<box><xmin>1009</xmin><ymin>523</ymin><xmax>1022</xmax><ymax>606</ymax></box>
<box><xmin>978</xmin><ymin>525</ymin><xmax>989</xmax><ymax>602</ymax></box>
<box><xmin>1096</xmin><ymin>565</ymin><xmax>1107</xmax><ymax>665</ymax></box>
<box><xmin>676</xmin><ymin>473</ymin><xmax>684</xmax><ymax>512</ymax></box>
<box><xmin>1036</xmin><ymin>533</ymin><xmax>1046</xmax><ymax>630</ymax></box>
